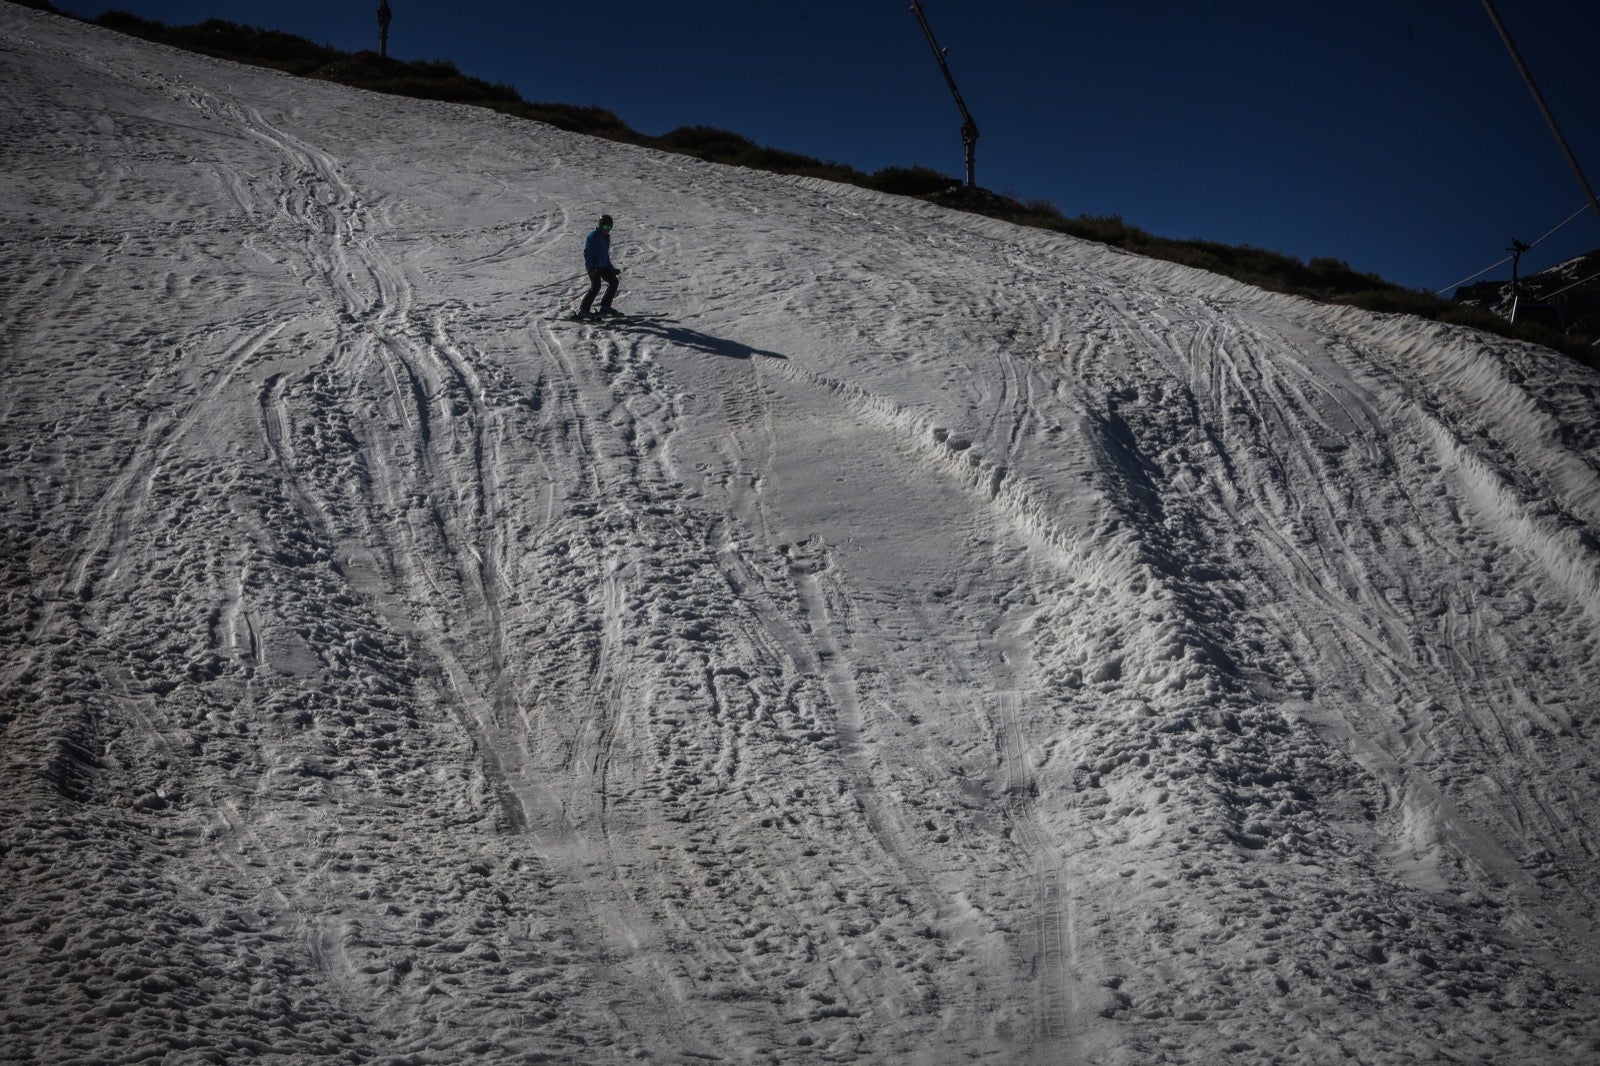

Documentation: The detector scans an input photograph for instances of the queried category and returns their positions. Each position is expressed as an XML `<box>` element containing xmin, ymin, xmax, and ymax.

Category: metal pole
<box><xmin>909</xmin><ymin>1</ymin><xmax>980</xmax><ymax>187</ymax></box>
<box><xmin>1508</xmin><ymin>238</ymin><xmax>1528</xmax><ymax>323</ymax></box>
<box><xmin>1482</xmin><ymin>0</ymin><xmax>1600</xmax><ymax>227</ymax></box>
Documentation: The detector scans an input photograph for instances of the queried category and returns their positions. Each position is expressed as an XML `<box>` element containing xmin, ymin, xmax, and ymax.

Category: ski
<box><xmin>552</xmin><ymin>310</ymin><xmax>679</xmax><ymax>325</ymax></box>
<box><xmin>604</xmin><ymin>310</ymin><xmax>679</xmax><ymax>323</ymax></box>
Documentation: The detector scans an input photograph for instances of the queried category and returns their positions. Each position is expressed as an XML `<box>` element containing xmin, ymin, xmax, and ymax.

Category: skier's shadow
<box><xmin>617</xmin><ymin>320</ymin><xmax>786</xmax><ymax>361</ymax></box>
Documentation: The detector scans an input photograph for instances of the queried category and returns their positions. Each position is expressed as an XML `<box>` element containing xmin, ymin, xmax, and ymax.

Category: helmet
<box><xmin>599</xmin><ymin>214</ymin><xmax>613</xmax><ymax>229</ymax></box>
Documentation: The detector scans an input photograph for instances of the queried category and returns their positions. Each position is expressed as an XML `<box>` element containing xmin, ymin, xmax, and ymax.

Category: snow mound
<box><xmin>4</xmin><ymin>6</ymin><xmax>1600</xmax><ymax>1064</ymax></box>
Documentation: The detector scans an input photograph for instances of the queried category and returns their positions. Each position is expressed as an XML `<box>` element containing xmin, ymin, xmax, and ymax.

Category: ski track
<box><xmin>4</xmin><ymin>7</ymin><xmax>1600</xmax><ymax>1064</ymax></box>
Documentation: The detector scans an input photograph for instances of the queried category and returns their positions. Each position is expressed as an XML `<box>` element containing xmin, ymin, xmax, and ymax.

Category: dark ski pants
<box><xmin>580</xmin><ymin>267</ymin><xmax>619</xmax><ymax>313</ymax></box>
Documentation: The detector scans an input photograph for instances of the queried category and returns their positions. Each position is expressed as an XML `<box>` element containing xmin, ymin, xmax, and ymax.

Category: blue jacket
<box><xmin>584</xmin><ymin>227</ymin><xmax>612</xmax><ymax>272</ymax></box>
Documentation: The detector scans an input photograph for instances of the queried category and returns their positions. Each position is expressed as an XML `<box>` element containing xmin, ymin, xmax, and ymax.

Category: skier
<box><xmin>578</xmin><ymin>214</ymin><xmax>621</xmax><ymax>318</ymax></box>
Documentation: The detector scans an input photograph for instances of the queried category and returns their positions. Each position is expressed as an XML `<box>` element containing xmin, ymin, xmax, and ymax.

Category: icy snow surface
<box><xmin>3</xmin><ymin>6</ymin><xmax>1600</xmax><ymax>1064</ymax></box>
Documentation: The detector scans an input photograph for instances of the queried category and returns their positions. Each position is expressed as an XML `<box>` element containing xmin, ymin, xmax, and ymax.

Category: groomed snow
<box><xmin>3</xmin><ymin>6</ymin><xmax>1599</xmax><ymax>1063</ymax></box>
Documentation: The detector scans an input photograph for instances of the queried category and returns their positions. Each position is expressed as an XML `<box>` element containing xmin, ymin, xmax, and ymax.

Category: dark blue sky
<box><xmin>51</xmin><ymin>1</ymin><xmax>1600</xmax><ymax>293</ymax></box>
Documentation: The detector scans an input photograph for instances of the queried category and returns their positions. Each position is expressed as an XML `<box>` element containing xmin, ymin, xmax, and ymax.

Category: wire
<box><xmin>1482</xmin><ymin>0</ymin><xmax>1600</xmax><ymax>228</ymax></box>
<box><xmin>1446</xmin><ymin>252</ymin><xmax>1516</xmax><ymax>294</ymax></box>
<box><xmin>1528</xmin><ymin>203</ymin><xmax>1591</xmax><ymax>250</ymax></box>
<box><xmin>1434</xmin><ymin>203</ymin><xmax>1592</xmax><ymax>296</ymax></box>
<box><xmin>1543</xmin><ymin>267</ymin><xmax>1600</xmax><ymax>302</ymax></box>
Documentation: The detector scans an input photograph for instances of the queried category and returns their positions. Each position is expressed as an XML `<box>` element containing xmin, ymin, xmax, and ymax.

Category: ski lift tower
<box><xmin>909</xmin><ymin>1</ymin><xmax>979</xmax><ymax>188</ymax></box>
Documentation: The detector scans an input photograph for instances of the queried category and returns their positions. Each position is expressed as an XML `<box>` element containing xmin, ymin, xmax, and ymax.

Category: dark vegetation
<box><xmin>19</xmin><ymin>0</ymin><xmax>1598</xmax><ymax>366</ymax></box>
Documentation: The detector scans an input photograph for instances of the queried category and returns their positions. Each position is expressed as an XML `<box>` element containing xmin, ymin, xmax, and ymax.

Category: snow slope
<box><xmin>4</xmin><ymin>6</ymin><xmax>1600</xmax><ymax>1063</ymax></box>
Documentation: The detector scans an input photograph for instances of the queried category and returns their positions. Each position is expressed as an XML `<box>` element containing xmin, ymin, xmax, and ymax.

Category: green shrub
<box><xmin>652</xmin><ymin>126</ymin><xmax>858</xmax><ymax>182</ymax></box>
<box><xmin>94</xmin><ymin>10</ymin><xmax>165</xmax><ymax>34</ymax></box>
<box><xmin>868</xmin><ymin>166</ymin><xmax>957</xmax><ymax>197</ymax></box>
<box><xmin>175</xmin><ymin>20</ymin><xmax>333</xmax><ymax>72</ymax></box>
<box><xmin>513</xmin><ymin>103</ymin><xmax>639</xmax><ymax>139</ymax></box>
<box><xmin>657</xmin><ymin>125</ymin><xmax>759</xmax><ymax>161</ymax></box>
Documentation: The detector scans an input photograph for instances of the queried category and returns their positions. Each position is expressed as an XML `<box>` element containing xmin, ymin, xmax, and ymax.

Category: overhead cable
<box><xmin>1435</xmin><ymin>203</ymin><xmax>1590</xmax><ymax>296</ymax></box>
<box><xmin>1482</xmin><ymin>0</ymin><xmax>1600</xmax><ymax>227</ymax></box>
<box><xmin>1438</xmin><ymin>255</ymin><xmax>1517</xmax><ymax>297</ymax></box>
<box><xmin>1527</xmin><ymin>203</ymin><xmax>1591</xmax><ymax>250</ymax></box>
<box><xmin>1543</xmin><ymin>267</ymin><xmax>1600</xmax><ymax>303</ymax></box>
